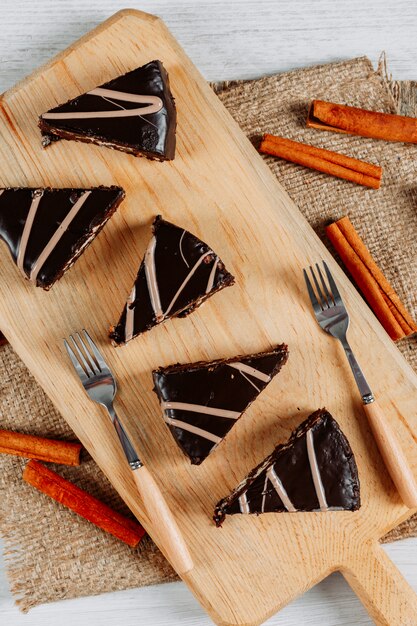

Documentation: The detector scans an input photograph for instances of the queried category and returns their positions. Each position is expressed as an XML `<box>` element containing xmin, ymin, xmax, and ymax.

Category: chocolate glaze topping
<box><xmin>109</xmin><ymin>215</ymin><xmax>235</xmax><ymax>344</ymax></box>
<box><xmin>0</xmin><ymin>186</ymin><xmax>124</xmax><ymax>289</ymax></box>
<box><xmin>153</xmin><ymin>345</ymin><xmax>289</xmax><ymax>464</ymax></box>
<box><xmin>39</xmin><ymin>60</ymin><xmax>176</xmax><ymax>160</ymax></box>
<box><xmin>214</xmin><ymin>409</ymin><xmax>360</xmax><ymax>525</ymax></box>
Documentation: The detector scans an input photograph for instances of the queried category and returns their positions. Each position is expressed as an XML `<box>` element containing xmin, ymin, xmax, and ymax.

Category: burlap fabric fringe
<box><xmin>1</xmin><ymin>56</ymin><xmax>416</xmax><ymax>612</ymax></box>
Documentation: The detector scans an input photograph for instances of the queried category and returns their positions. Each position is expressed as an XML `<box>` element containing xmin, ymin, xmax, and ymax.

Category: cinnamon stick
<box><xmin>259</xmin><ymin>134</ymin><xmax>382</xmax><ymax>188</ymax></box>
<box><xmin>0</xmin><ymin>429</ymin><xmax>82</xmax><ymax>465</ymax></box>
<box><xmin>23</xmin><ymin>460</ymin><xmax>145</xmax><ymax>547</ymax></box>
<box><xmin>307</xmin><ymin>100</ymin><xmax>417</xmax><ymax>143</ymax></box>
<box><xmin>326</xmin><ymin>217</ymin><xmax>417</xmax><ymax>340</ymax></box>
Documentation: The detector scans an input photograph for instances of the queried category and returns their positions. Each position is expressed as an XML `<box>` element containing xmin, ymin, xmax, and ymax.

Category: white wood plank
<box><xmin>0</xmin><ymin>0</ymin><xmax>416</xmax><ymax>94</ymax></box>
<box><xmin>1</xmin><ymin>2</ymin><xmax>416</xmax><ymax>624</ymax></box>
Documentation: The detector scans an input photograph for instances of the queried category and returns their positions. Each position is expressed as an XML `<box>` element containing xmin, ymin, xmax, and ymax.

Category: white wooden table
<box><xmin>1</xmin><ymin>1</ymin><xmax>417</xmax><ymax>624</ymax></box>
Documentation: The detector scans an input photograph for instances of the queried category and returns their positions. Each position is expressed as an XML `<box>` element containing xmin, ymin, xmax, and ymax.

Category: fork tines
<box><xmin>64</xmin><ymin>329</ymin><xmax>106</xmax><ymax>379</ymax></box>
<box><xmin>303</xmin><ymin>261</ymin><xmax>343</xmax><ymax>311</ymax></box>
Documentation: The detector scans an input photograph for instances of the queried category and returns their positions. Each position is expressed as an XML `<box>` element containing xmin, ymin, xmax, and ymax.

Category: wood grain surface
<box><xmin>1</xmin><ymin>9</ymin><xmax>417</xmax><ymax>626</ymax></box>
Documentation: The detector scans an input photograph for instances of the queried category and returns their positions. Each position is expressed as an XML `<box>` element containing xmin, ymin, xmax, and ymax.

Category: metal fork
<box><xmin>64</xmin><ymin>330</ymin><xmax>193</xmax><ymax>574</ymax></box>
<box><xmin>304</xmin><ymin>261</ymin><xmax>417</xmax><ymax>508</ymax></box>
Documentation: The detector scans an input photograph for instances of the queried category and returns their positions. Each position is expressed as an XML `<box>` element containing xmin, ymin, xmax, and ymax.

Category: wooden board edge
<box><xmin>1</xmin><ymin>11</ymin><xmax>417</xmax><ymax>626</ymax></box>
<box><xmin>0</xmin><ymin>9</ymin><xmax>158</xmax><ymax>101</ymax></box>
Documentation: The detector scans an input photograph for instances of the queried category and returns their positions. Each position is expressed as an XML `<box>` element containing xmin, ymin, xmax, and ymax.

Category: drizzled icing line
<box><xmin>124</xmin><ymin>284</ymin><xmax>136</xmax><ymax>342</ymax></box>
<box><xmin>41</xmin><ymin>88</ymin><xmax>163</xmax><ymax>120</ymax></box>
<box><xmin>163</xmin><ymin>251</ymin><xmax>212</xmax><ymax>317</ymax></box>
<box><xmin>179</xmin><ymin>231</ymin><xmax>190</xmax><ymax>268</ymax></box>
<box><xmin>164</xmin><ymin>416</ymin><xmax>221</xmax><ymax>444</ymax></box>
<box><xmin>238</xmin><ymin>492</ymin><xmax>250</xmax><ymax>514</ymax></box>
<box><xmin>17</xmin><ymin>191</ymin><xmax>43</xmax><ymax>275</ymax></box>
<box><xmin>205</xmin><ymin>257</ymin><xmax>218</xmax><ymax>293</ymax></box>
<box><xmin>98</xmin><ymin>94</ymin><xmax>159</xmax><ymax>131</ymax></box>
<box><xmin>161</xmin><ymin>401</ymin><xmax>240</xmax><ymax>420</ymax></box>
<box><xmin>29</xmin><ymin>191</ymin><xmax>92</xmax><ymax>283</ymax></box>
<box><xmin>236</xmin><ymin>370</ymin><xmax>261</xmax><ymax>392</ymax></box>
<box><xmin>144</xmin><ymin>236</ymin><xmax>164</xmax><ymax>322</ymax></box>
<box><xmin>266</xmin><ymin>466</ymin><xmax>297</xmax><ymax>512</ymax></box>
<box><xmin>261</xmin><ymin>474</ymin><xmax>269</xmax><ymax>513</ymax></box>
<box><xmin>227</xmin><ymin>362</ymin><xmax>271</xmax><ymax>383</ymax></box>
<box><xmin>306</xmin><ymin>429</ymin><xmax>328</xmax><ymax>511</ymax></box>
<box><xmin>141</xmin><ymin>229</ymin><xmax>220</xmax><ymax>325</ymax></box>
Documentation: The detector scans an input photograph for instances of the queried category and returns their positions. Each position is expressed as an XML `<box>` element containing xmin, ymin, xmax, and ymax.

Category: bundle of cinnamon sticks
<box><xmin>1</xmin><ymin>429</ymin><xmax>144</xmax><ymax>547</ymax></box>
<box><xmin>326</xmin><ymin>217</ymin><xmax>417</xmax><ymax>341</ymax></box>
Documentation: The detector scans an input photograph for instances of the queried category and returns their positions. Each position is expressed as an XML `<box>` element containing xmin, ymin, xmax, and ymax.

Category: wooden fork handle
<box><xmin>364</xmin><ymin>400</ymin><xmax>417</xmax><ymax>508</ymax></box>
<box><xmin>132</xmin><ymin>465</ymin><xmax>194</xmax><ymax>575</ymax></box>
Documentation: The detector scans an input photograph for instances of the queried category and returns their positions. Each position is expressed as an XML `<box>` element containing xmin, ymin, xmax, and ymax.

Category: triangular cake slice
<box><xmin>39</xmin><ymin>60</ymin><xmax>176</xmax><ymax>160</ymax></box>
<box><xmin>152</xmin><ymin>345</ymin><xmax>289</xmax><ymax>464</ymax></box>
<box><xmin>214</xmin><ymin>409</ymin><xmax>360</xmax><ymax>525</ymax></box>
<box><xmin>109</xmin><ymin>215</ymin><xmax>235</xmax><ymax>343</ymax></box>
<box><xmin>0</xmin><ymin>186</ymin><xmax>124</xmax><ymax>289</ymax></box>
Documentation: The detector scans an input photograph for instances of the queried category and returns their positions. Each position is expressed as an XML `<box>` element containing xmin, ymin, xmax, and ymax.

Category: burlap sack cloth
<box><xmin>1</xmin><ymin>56</ymin><xmax>417</xmax><ymax>611</ymax></box>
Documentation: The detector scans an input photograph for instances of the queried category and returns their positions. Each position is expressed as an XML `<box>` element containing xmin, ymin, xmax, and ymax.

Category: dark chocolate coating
<box><xmin>39</xmin><ymin>61</ymin><xmax>176</xmax><ymax>160</ymax></box>
<box><xmin>0</xmin><ymin>186</ymin><xmax>124</xmax><ymax>289</ymax></box>
<box><xmin>109</xmin><ymin>215</ymin><xmax>235</xmax><ymax>343</ymax></box>
<box><xmin>214</xmin><ymin>409</ymin><xmax>360</xmax><ymax>525</ymax></box>
<box><xmin>153</xmin><ymin>345</ymin><xmax>289</xmax><ymax>464</ymax></box>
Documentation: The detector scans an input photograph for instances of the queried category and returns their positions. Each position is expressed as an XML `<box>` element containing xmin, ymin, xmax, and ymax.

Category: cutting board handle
<box><xmin>341</xmin><ymin>541</ymin><xmax>417</xmax><ymax>625</ymax></box>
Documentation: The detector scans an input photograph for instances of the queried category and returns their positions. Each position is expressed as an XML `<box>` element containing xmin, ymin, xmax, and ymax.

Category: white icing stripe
<box><xmin>17</xmin><ymin>191</ymin><xmax>43</xmax><ymax>275</ymax></box>
<box><xmin>205</xmin><ymin>257</ymin><xmax>218</xmax><ymax>293</ymax></box>
<box><xmin>29</xmin><ymin>191</ymin><xmax>91</xmax><ymax>284</ymax></box>
<box><xmin>306</xmin><ymin>430</ymin><xmax>328</xmax><ymax>511</ymax></box>
<box><xmin>227</xmin><ymin>362</ymin><xmax>271</xmax><ymax>383</ymax></box>
<box><xmin>89</xmin><ymin>89</ymin><xmax>163</xmax><ymax>110</ymax></box>
<box><xmin>42</xmin><ymin>88</ymin><xmax>163</xmax><ymax>120</ymax></box>
<box><xmin>144</xmin><ymin>236</ymin><xmax>164</xmax><ymax>322</ymax></box>
<box><xmin>261</xmin><ymin>474</ymin><xmax>269</xmax><ymax>513</ymax></box>
<box><xmin>163</xmin><ymin>251</ymin><xmax>212</xmax><ymax>317</ymax></box>
<box><xmin>237</xmin><ymin>370</ymin><xmax>261</xmax><ymax>392</ymax></box>
<box><xmin>161</xmin><ymin>401</ymin><xmax>240</xmax><ymax>420</ymax></box>
<box><xmin>238</xmin><ymin>492</ymin><xmax>250</xmax><ymax>514</ymax></box>
<box><xmin>124</xmin><ymin>284</ymin><xmax>136</xmax><ymax>342</ymax></box>
<box><xmin>164</xmin><ymin>416</ymin><xmax>221</xmax><ymax>444</ymax></box>
<box><xmin>266</xmin><ymin>467</ymin><xmax>297</xmax><ymax>512</ymax></box>
<box><xmin>179</xmin><ymin>230</ymin><xmax>189</xmax><ymax>268</ymax></box>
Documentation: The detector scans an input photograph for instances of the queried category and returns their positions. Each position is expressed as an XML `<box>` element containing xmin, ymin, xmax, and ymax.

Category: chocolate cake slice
<box><xmin>214</xmin><ymin>409</ymin><xmax>360</xmax><ymax>525</ymax></box>
<box><xmin>39</xmin><ymin>60</ymin><xmax>176</xmax><ymax>160</ymax></box>
<box><xmin>153</xmin><ymin>345</ymin><xmax>289</xmax><ymax>464</ymax></box>
<box><xmin>109</xmin><ymin>216</ymin><xmax>235</xmax><ymax>344</ymax></box>
<box><xmin>0</xmin><ymin>186</ymin><xmax>124</xmax><ymax>289</ymax></box>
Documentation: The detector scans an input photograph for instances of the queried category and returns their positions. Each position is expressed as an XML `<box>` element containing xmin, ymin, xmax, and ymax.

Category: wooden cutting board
<box><xmin>1</xmin><ymin>10</ymin><xmax>417</xmax><ymax>625</ymax></box>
